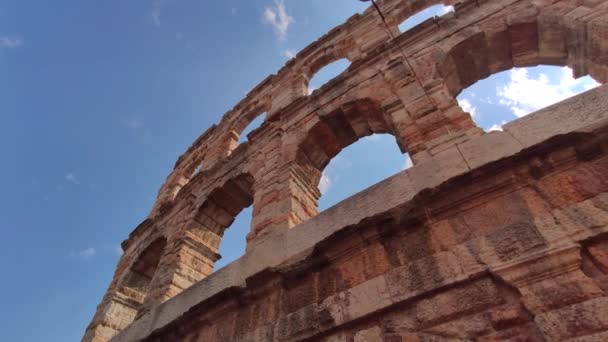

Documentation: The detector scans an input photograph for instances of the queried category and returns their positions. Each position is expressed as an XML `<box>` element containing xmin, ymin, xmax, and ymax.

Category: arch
<box><xmin>397</xmin><ymin>4</ymin><xmax>454</xmax><ymax>33</ymax></box>
<box><xmin>456</xmin><ymin>65</ymin><xmax>600</xmax><ymax>132</ymax></box>
<box><xmin>436</xmin><ymin>5</ymin><xmax>607</xmax><ymax>98</ymax></box>
<box><xmin>390</xmin><ymin>0</ymin><xmax>455</xmax><ymax>29</ymax></box>
<box><xmin>304</xmin><ymin>49</ymin><xmax>351</xmax><ymax>82</ymax></box>
<box><xmin>120</xmin><ymin>237</ymin><xmax>167</xmax><ymax>306</ymax></box>
<box><xmin>238</xmin><ymin>112</ymin><xmax>266</xmax><ymax>143</ymax></box>
<box><xmin>308</xmin><ymin>58</ymin><xmax>351</xmax><ymax>94</ymax></box>
<box><xmin>224</xmin><ymin>102</ymin><xmax>271</xmax><ymax>155</ymax></box>
<box><xmin>292</xmin><ymin>38</ymin><xmax>355</xmax><ymax>98</ymax></box>
<box><xmin>293</xmin><ymin>98</ymin><xmax>402</xmax><ymax>214</ymax></box>
<box><xmin>318</xmin><ymin>133</ymin><xmax>408</xmax><ymax>210</ymax></box>
<box><xmin>298</xmin><ymin>99</ymin><xmax>393</xmax><ymax>171</ymax></box>
<box><xmin>191</xmin><ymin>173</ymin><xmax>254</xmax><ymax>255</ymax></box>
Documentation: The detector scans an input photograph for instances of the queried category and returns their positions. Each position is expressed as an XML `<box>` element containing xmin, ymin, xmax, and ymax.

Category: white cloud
<box><xmin>403</xmin><ymin>154</ymin><xmax>413</xmax><ymax>170</ymax></box>
<box><xmin>458</xmin><ymin>98</ymin><xmax>477</xmax><ymax>117</ymax></box>
<box><xmin>0</xmin><ymin>36</ymin><xmax>22</xmax><ymax>49</ymax></box>
<box><xmin>497</xmin><ymin>67</ymin><xmax>600</xmax><ymax>118</ymax></box>
<box><xmin>115</xmin><ymin>245</ymin><xmax>124</xmax><ymax>256</ymax></box>
<box><xmin>65</xmin><ymin>172</ymin><xmax>80</xmax><ymax>185</ymax></box>
<box><xmin>332</xmin><ymin>155</ymin><xmax>352</xmax><ymax>169</ymax></box>
<box><xmin>438</xmin><ymin>5</ymin><xmax>454</xmax><ymax>15</ymax></box>
<box><xmin>487</xmin><ymin>120</ymin><xmax>507</xmax><ymax>132</ymax></box>
<box><xmin>319</xmin><ymin>173</ymin><xmax>331</xmax><ymax>194</ymax></box>
<box><xmin>70</xmin><ymin>247</ymin><xmax>96</xmax><ymax>260</ymax></box>
<box><xmin>263</xmin><ymin>0</ymin><xmax>294</xmax><ymax>41</ymax></box>
<box><xmin>124</xmin><ymin>118</ymin><xmax>142</xmax><ymax>129</ymax></box>
<box><xmin>282</xmin><ymin>48</ymin><xmax>296</xmax><ymax>59</ymax></box>
<box><xmin>151</xmin><ymin>0</ymin><xmax>163</xmax><ymax>26</ymax></box>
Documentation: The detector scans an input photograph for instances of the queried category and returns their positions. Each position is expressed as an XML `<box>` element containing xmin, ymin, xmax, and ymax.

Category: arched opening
<box><xmin>216</xmin><ymin>206</ymin><xmax>252</xmax><ymax>269</ymax></box>
<box><xmin>120</xmin><ymin>237</ymin><xmax>167</xmax><ymax>306</ymax></box>
<box><xmin>308</xmin><ymin>58</ymin><xmax>351</xmax><ymax>95</ymax></box>
<box><xmin>318</xmin><ymin>134</ymin><xmax>409</xmax><ymax>210</ymax></box>
<box><xmin>224</xmin><ymin>110</ymin><xmax>268</xmax><ymax>156</ymax></box>
<box><xmin>457</xmin><ymin>66</ymin><xmax>600</xmax><ymax>132</ymax></box>
<box><xmin>437</xmin><ymin>11</ymin><xmax>607</xmax><ymax>97</ymax></box>
<box><xmin>238</xmin><ymin>112</ymin><xmax>266</xmax><ymax>144</ymax></box>
<box><xmin>435</xmin><ymin>9</ymin><xmax>607</xmax><ymax>134</ymax></box>
<box><xmin>190</xmin><ymin>174</ymin><xmax>254</xmax><ymax>271</ymax></box>
<box><xmin>294</xmin><ymin>98</ymin><xmax>407</xmax><ymax>216</ymax></box>
<box><xmin>398</xmin><ymin>4</ymin><xmax>453</xmax><ymax>33</ymax></box>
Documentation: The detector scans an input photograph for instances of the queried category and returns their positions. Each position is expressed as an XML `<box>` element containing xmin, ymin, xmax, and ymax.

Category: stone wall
<box><xmin>83</xmin><ymin>0</ymin><xmax>608</xmax><ymax>341</ymax></box>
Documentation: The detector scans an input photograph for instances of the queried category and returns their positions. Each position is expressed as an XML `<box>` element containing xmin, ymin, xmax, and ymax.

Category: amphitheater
<box><xmin>84</xmin><ymin>0</ymin><xmax>608</xmax><ymax>340</ymax></box>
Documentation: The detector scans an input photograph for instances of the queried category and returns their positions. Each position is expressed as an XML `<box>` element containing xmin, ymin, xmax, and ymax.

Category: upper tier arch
<box><xmin>436</xmin><ymin>1</ymin><xmax>607</xmax><ymax>97</ymax></box>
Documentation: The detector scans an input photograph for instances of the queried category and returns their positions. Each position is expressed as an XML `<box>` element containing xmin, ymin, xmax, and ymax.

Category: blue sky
<box><xmin>0</xmin><ymin>1</ymin><xmax>599</xmax><ymax>341</ymax></box>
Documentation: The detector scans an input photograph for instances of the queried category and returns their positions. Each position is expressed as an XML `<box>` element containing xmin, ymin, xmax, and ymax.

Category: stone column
<box><xmin>138</xmin><ymin>226</ymin><xmax>220</xmax><ymax>311</ymax></box>
<box><xmin>380</xmin><ymin>58</ymin><xmax>483</xmax><ymax>164</ymax></box>
<box><xmin>82</xmin><ymin>254</ymin><xmax>144</xmax><ymax>342</ymax></box>
<box><xmin>246</xmin><ymin>125</ymin><xmax>322</xmax><ymax>248</ymax></box>
<box><xmin>82</xmin><ymin>292</ymin><xmax>140</xmax><ymax>342</ymax></box>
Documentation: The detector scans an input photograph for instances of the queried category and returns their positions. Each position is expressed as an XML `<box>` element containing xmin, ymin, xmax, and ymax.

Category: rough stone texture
<box><xmin>84</xmin><ymin>0</ymin><xmax>608</xmax><ymax>341</ymax></box>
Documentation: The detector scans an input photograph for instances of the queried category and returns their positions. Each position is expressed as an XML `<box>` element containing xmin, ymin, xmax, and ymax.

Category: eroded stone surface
<box><xmin>84</xmin><ymin>0</ymin><xmax>608</xmax><ymax>341</ymax></box>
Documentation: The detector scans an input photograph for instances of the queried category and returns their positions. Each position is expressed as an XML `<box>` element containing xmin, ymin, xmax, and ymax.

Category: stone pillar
<box><xmin>250</xmin><ymin>163</ymin><xmax>320</xmax><ymax>241</ymax></box>
<box><xmin>84</xmin><ymin>235</ymin><xmax>169</xmax><ymax>341</ymax></box>
<box><xmin>82</xmin><ymin>292</ymin><xmax>140</xmax><ymax>342</ymax></box>
<box><xmin>138</xmin><ymin>227</ymin><xmax>220</xmax><ymax>311</ymax></box>
<box><xmin>380</xmin><ymin>58</ymin><xmax>483</xmax><ymax>164</ymax></box>
<box><xmin>82</xmin><ymin>253</ymin><xmax>146</xmax><ymax>342</ymax></box>
<box><xmin>205</xmin><ymin>130</ymin><xmax>239</xmax><ymax>168</ymax></box>
<box><xmin>246</xmin><ymin>125</ymin><xmax>322</xmax><ymax>247</ymax></box>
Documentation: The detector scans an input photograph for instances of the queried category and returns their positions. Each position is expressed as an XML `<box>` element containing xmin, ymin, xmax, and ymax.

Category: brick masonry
<box><xmin>83</xmin><ymin>0</ymin><xmax>608</xmax><ymax>341</ymax></box>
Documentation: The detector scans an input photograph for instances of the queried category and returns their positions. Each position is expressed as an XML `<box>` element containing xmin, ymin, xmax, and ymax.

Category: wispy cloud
<box><xmin>487</xmin><ymin>121</ymin><xmax>507</xmax><ymax>132</ymax></box>
<box><xmin>263</xmin><ymin>0</ymin><xmax>294</xmax><ymax>41</ymax></box>
<box><xmin>70</xmin><ymin>247</ymin><xmax>96</xmax><ymax>260</ymax></box>
<box><xmin>403</xmin><ymin>154</ymin><xmax>413</xmax><ymax>170</ymax></box>
<box><xmin>65</xmin><ymin>172</ymin><xmax>80</xmax><ymax>185</ymax></box>
<box><xmin>115</xmin><ymin>245</ymin><xmax>124</xmax><ymax>256</ymax></box>
<box><xmin>123</xmin><ymin>118</ymin><xmax>142</xmax><ymax>129</ymax></box>
<box><xmin>151</xmin><ymin>0</ymin><xmax>164</xmax><ymax>27</ymax></box>
<box><xmin>282</xmin><ymin>48</ymin><xmax>296</xmax><ymax>59</ymax></box>
<box><xmin>458</xmin><ymin>98</ymin><xmax>477</xmax><ymax>117</ymax></box>
<box><xmin>497</xmin><ymin>67</ymin><xmax>599</xmax><ymax>117</ymax></box>
<box><xmin>319</xmin><ymin>173</ymin><xmax>331</xmax><ymax>194</ymax></box>
<box><xmin>0</xmin><ymin>36</ymin><xmax>22</xmax><ymax>50</ymax></box>
<box><xmin>438</xmin><ymin>5</ymin><xmax>454</xmax><ymax>15</ymax></box>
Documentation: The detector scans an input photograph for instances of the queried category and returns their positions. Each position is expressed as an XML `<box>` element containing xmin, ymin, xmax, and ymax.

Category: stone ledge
<box><xmin>112</xmin><ymin>84</ymin><xmax>608</xmax><ymax>342</ymax></box>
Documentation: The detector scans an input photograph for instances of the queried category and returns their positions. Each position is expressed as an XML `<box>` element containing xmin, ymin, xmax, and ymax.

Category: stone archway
<box><xmin>135</xmin><ymin>173</ymin><xmax>256</xmax><ymax>311</ymax></box>
<box><xmin>436</xmin><ymin>3</ymin><xmax>607</xmax><ymax>98</ymax></box>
